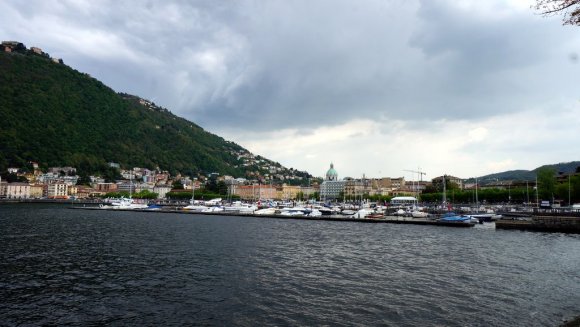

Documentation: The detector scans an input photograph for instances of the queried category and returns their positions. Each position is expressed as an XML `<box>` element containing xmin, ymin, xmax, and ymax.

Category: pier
<box><xmin>70</xmin><ymin>206</ymin><xmax>476</xmax><ymax>228</ymax></box>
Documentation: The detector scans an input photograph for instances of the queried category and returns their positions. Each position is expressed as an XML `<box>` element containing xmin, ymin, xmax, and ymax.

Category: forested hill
<box><xmin>0</xmin><ymin>46</ymin><xmax>309</xmax><ymax>180</ymax></box>
<box><xmin>475</xmin><ymin>161</ymin><xmax>580</xmax><ymax>183</ymax></box>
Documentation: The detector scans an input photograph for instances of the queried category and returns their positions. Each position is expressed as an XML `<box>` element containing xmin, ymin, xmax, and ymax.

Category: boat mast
<box><xmin>129</xmin><ymin>170</ymin><xmax>132</xmax><ymax>199</ymax></box>
<box><xmin>475</xmin><ymin>177</ymin><xmax>479</xmax><ymax>210</ymax></box>
<box><xmin>535</xmin><ymin>176</ymin><xmax>539</xmax><ymax>209</ymax></box>
<box><xmin>526</xmin><ymin>180</ymin><xmax>529</xmax><ymax>208</ymax></box>
<box><xmin>442</xmin><ymin>174</ymin><xmax>447</xmax><ymax>210</ymax></box>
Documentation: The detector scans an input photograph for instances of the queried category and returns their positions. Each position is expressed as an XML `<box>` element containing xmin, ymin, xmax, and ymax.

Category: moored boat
<box><xmin>438</xmin><ymin>212</ymin><xmax>477</xmax><ymax>225</ymax></box>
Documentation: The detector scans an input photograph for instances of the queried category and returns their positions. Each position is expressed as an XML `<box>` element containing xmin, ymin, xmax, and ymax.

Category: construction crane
<box><xmin>403</xmin><ymin>169</ymin><xmax>426</xmax><ymax>182</ymax></box>
<box><xmin>403</xmin><ymin>168</ymin><xmax>427</xmax><ymax>201</ymax></box>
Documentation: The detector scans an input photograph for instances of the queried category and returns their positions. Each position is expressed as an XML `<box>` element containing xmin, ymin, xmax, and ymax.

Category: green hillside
<box><xmin>0</xmin><ymin>47</ymin><xmax>306</xmax><ymax>179</ymax></box>
<box><xmin>475</xmin><ymin>161</ymin><xmax>580</xmax><ymax>183</ymax></box>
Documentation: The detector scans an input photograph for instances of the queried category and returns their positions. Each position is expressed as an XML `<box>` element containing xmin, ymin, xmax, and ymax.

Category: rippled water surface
<box><xmin>1</xmin><ymin>204</ymin><xmax>579</xmax><ymax>326</ymax></box>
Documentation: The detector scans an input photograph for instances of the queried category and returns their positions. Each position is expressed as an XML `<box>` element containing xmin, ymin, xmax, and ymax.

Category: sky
<box><xmin>2</xmin><ymin>0</ymin><xmax>580</xmax><ymax>180</ymax></box>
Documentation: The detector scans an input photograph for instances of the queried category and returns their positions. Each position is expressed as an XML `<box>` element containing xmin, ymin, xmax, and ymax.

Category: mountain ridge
<box><xmin>474</xmin><ymin>161</ymin><xmax>580</xmax><ymax>183</ymax></box>
<box><xmin>0</xmin><ymin>42</ymin><xmax>311</xmax><ymax>183</ymax></box>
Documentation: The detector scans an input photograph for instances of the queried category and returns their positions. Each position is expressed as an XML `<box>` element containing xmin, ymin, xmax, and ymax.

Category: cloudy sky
<box><xmin>2</xmin><ymin>0</ymin><xmax>579</xmax><ymax>180</ymax></box>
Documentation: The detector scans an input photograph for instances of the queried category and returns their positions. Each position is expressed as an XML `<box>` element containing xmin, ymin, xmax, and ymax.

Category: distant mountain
<box><xmin>0</xmin><ymin>42</ymin><xmax>311</xmax><ymax>181</ymax></box>
<box><xmin>474</xmin><ymin>161</ymin><xmax>580</xmax><ymax>184</ymax></box>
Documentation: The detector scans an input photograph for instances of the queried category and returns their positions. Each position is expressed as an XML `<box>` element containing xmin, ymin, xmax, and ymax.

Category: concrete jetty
<box><xmin>496</xmin><ymin>216</ymin><xmax>580</xmax><ymax>234</ymax></box>
<box><xmin>69</xmin><ymin>206</ymin><xmax>476</xmax><ymax>228</ymax></box>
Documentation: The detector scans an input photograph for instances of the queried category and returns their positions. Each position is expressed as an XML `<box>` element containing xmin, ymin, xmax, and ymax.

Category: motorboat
<box><xmin>201</xmin><ymin>206</ymin><xmax>224</xmax><ymax>213</ymax></box>
<box><xmin>278</xmin><ymin>207</ymin><xmax>309</xmax><ymax>216</ymax></box>
<box><xmin>438</xmin><ymin>212</ymin><xmax>477</xmax><ymax>225</ymax></box>
<box><xmin>411</xmin><ymin>210</ymin><xmax>429</xmax><ymax>218</ymax></box>
<box><xmin>307</xmin><ymin>209</ymin><xmax>322</xmax><ymax>217</ymax></box>
<box><xmin>183</xmin><ymin>200</ymin><xmax>209</xmax><ymax>211</ymax></box>
<box><xmin>254</xmin><ymin>207</ymin><xmax>276</xmax><ymax>215</ymax></box>
<box><xmin>351</xmin><ymin>208</ymin><xmax>374</xmax><ymax>219</ymax></box>
<box><xmin>102</xmin><ymin>197</ymin><xmax>149</xmax><ymax>209</ymax></box>
<box><xmin>223</xmin><ymin>201</ymin><xmax>258</xmax><ymax>214</ymax></box>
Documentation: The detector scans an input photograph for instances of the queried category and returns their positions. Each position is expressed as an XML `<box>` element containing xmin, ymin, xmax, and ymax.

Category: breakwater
<box><xmin>496</xmin><ymin>215</ymin><xmax>580</xmax><ymax>234</ymax></box>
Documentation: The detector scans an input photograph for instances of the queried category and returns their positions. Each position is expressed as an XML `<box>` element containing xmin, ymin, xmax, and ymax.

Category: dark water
<box><xmin>1</xmin><ymin>204</ymin><xmax>579</xmax><ymax>326</ymax></box>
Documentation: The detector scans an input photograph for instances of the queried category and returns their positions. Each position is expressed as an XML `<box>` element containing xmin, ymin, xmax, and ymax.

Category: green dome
<box><xmin>326</xmin><ymin>163</ymin><xmax>338</xmax><ymax>180</ymax></box>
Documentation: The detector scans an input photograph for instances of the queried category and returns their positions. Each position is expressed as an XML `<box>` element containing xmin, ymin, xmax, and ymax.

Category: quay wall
<box><xmin>496</xmin><ymin>216</ymin><xmax>580</xmax><ymax>234</ymax></box>
<box><xmin>69</xmin><ymin>207</ymin><xmax>476</xmax><ymax>228</ymax></box>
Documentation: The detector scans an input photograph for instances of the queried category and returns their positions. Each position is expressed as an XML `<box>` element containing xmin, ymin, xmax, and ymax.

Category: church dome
<box><xmin>325</xmin><ymin>163</ymin><xmax>338</xmax><ymax>181</ymax></box>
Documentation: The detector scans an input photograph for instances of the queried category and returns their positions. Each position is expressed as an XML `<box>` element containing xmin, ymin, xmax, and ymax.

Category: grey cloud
<box><xmin>1</xmin><ymin>0</ymin><xmax>579</xmax><ymax>135</ymax></box>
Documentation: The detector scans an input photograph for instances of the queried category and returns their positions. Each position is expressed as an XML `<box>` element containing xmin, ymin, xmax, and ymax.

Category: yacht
<box><xmin>223</xmin><ymin>201</ymin><xmax>258</xmax><ymax>214</ymax></box>
<box><xmin>102</xmin><ymin>197</ymin><xmax>149</xmax><ymax>209</ymax></box>
<box><xmin>183</xmin><ymin>201</ymin><xmax>209</xmax><ymax>211</ymax></box>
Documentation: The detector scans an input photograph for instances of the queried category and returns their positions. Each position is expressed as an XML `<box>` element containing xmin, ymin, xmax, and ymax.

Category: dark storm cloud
<box><xmin>1</xmin><ymin>0</ymin><xmax>578</xmax><ymax>132</ymax></box>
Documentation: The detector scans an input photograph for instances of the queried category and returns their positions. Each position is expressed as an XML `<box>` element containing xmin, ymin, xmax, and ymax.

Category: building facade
<box><xmin>5</xmin><ymin>183</ymin><xmax>30</xmax><ymax>199</ymax></box>
<box><xmin>320</xmin><ymin>163</ymin><xmax>345</xmax><ymax>201</ymax></box>
<box><xmin>47</xmin><ymin>183</ymin><xmax>68</xmax><ymax>199</ymax></box>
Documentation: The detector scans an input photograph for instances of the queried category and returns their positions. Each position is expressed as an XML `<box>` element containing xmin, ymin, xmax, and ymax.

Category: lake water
<box><xmin>1</xmin><ymin>204</ymin><xmax>579</xmax><ymax>326</ymax></box>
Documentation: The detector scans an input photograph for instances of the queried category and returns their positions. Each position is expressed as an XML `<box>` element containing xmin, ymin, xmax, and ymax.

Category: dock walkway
<box><xmin>70</xmin><ymin>206</ymin><xmax>476</xmax><ymax>228</ymax></box>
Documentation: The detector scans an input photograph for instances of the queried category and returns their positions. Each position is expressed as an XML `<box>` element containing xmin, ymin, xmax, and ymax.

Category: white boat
<box><xmin>101</xmin><ymin>172</ymin><xmax>148</xmax><ymax>209</ymax></box>
<box><xmin>254</xmin><ymin>207</ymin><xmax>276</xmax><ymax>215</ymax></box>
<box><xmin>307</xmin><ymin>209</ymin><xmax>322</xmax><ymax>217</ymax></box>
<box><xmin>395</xmin><ymin>209</ymin><xmax>407</xmax><ymax>216</ymax></box>
<box><xmin>278</xmin><ymin>207</ymin><xmax>308</xmax><ymax>216</ymax></box>
<box><xmin>183</xmin><ymin>202</ymin><xmax>209</xmax><ymax>211</ymax></box>
<box><xmin>201</xmin><ymin>206</ymin><xmax>224</xmax><ymax>213</ymax></box>
<box><xmin>223</xmin><ymin>201</ymin><xmax>257</xmax><ymax>214</ymax></box>
<box><xmin>341</xmin><ymin>209</ymin><xmax>356</xmax><ymax>215</ymax></box>
<box><xmin>204</xmin><ymin>198</ymin><xmax>223</xmax><ymax>206</ymax></box>
<box><xmin>411</xmin><ymin>210</ymin><xmax>429</xmax><ymax>218</ymax></box>
<box><xmin>351</xmin><ymin>208</ymin><xmax>374</xmax><ymax>219</ymax></box>
<box><xmin>103</xmin><ymin>197</ymin><xmax>149</xmax><ymax>209</ymax></box>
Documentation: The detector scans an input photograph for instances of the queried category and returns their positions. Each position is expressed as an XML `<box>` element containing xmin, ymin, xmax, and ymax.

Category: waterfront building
<box><xmin>234</xmin><ymin>184</ymin><xmax>277</xmax><ymax>201</ymax></box>
<box><xmin>75</xmin><ymin>186</ymin><xmax>95</xmax><ymax>199</ymax></box>
<box><xmin>0</xmin><ymin>181</ymin><xmax>5</xmax><ymax>198</ymax></box>
<box><xmin>95</xmin><ymin>183</ymin><xmax>118</xmax><ymax>193</ymax></box>
<box><xmin>47</xmin><ymin>183</ymin><xmax>68</xmax><ymax>199</ymax></box>
<box><xmin>29</xmin><ymin>185</ymin><xmax>43</xmax><ymax>198</ymax></box>
<box><xmin>117</xmin><ymin>181</ymin><xmax>136</xmax><ymax>194</ymax></box>
<box><xmin>135</xmin><ymin>183</ymin><xmax>154</xmax><ymax>193</ymax></box>
<box><xmin>390</xmin><ymin>177</ymin><xmax>406</xmax><ymax>189</ymax></box>
<box><xmin>5</xmin><ymin>183</ymin><xmax>31</xmax><ymax>199</ymax></box>
<box><xmin>320</xmin><ymin>163</ymin><xmax>345</xmax><ymax>201</ymax></box>
<box><xmin>279</xmin><ymin>184</ymin><xmax>301</xmax><ymax>200</ymax></box>
<box><xmin>153</xmin><ymin>185</ymin><xmax>172</xmax><ymax>199</ymax></box>
<box><xmin>344</xmin><ymin>179</ymin><xmax>365</xmax><ymax>199</ymax></box>
<box><xmin>300</xmin><ymin>185</ymin><xmax>318</xmax><ymax>199</ymax></box>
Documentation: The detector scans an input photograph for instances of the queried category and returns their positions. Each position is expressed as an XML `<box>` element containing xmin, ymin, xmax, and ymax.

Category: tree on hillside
<box><xmin>534</xmin><ymin>0</ymin><xmax>580</xmax><ymax>25</ymax></box>
<box><xmin>537</xmin><ymin>167</ymin><xmax>556</xmax><ymax>200</ymax></box>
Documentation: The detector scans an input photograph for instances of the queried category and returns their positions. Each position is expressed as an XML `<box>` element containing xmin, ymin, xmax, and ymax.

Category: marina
<box><xmin>70</xmin><ymin>205</ymin><xmax>480</xmax><ymax>227</ymax></box>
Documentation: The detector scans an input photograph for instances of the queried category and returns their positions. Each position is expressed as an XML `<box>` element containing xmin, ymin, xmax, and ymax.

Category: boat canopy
<box><xmin>390</xmin><ymin>196</ymin><xmax>417</xmax><ymax>205</ymax></box>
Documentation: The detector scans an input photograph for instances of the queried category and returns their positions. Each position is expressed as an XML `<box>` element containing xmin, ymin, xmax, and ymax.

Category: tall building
<box><xmin>320</xmin><ymin>163</ymin><xmax>345</xmax><ymax>201</ymax></box>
